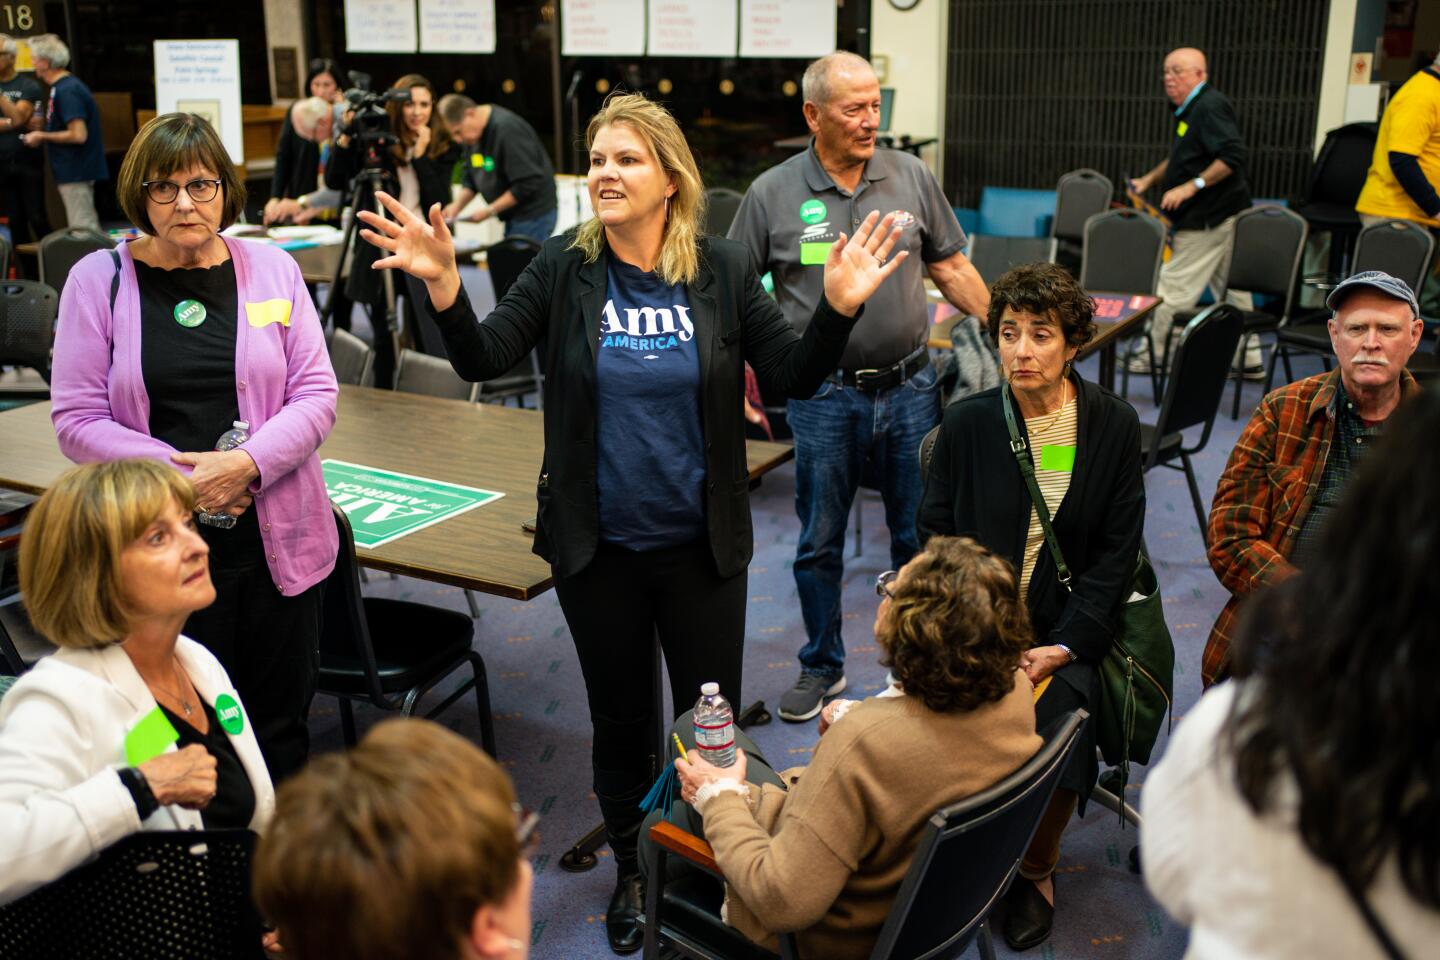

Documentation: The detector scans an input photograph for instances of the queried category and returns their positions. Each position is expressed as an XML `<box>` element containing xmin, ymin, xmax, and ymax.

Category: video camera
<box><xmin>338</xmin><ymin>71</ymin><xmax>410</xmax><ymax>155</ymax></box>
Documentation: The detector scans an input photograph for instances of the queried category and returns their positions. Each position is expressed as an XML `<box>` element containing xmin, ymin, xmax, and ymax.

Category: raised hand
<box><xmin>822</xmin><ymin>210</ymin><xmax>908</xmax><ymax>317</ymax></box>
<box><xmin>357</xmin><ymin>191</ymin><xmax>458</xmax><ymax>283</ymax></box>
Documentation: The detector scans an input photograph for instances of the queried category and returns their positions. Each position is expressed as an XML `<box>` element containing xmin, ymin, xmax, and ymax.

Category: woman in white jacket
<box><xmin>0</xmin><ymin>459</ymin><xmax>274</xmax><ymax>905</ymax></box>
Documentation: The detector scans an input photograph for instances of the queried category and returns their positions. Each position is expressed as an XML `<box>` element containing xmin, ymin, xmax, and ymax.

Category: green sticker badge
<box><xmin>1039</xmin><ymin>444</ymin><xmax>1077</xmax><ymax>472</ymax></box>
<box><xmin>174</xmin><ymin>299</ymin><xmax>207</xmax><ymax>328</ymax></box>
<box><xmin>214</xmin><ymin>693</ymin><xmax>244</xmax><ymax>735</ymax></box>
<box><xmin>124</xmin><ymin>707</ymin><xmax>180</xmax><ymax>767</ymax></box>
<box><xmin>799</xmin><ymin>198</ymin><xmax>827</xmax><ymax>224</ymax></box>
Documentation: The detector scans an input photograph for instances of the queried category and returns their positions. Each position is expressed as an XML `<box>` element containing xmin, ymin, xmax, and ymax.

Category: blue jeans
<box><xmin>504</xmin><ymin>210</ymin><xmax>558</xmax><ymax>243</ymax></box>
<box><xmin>787</xmin><ymin>361</ymin><xmax>941</xmax><ymax>678</ymax></box>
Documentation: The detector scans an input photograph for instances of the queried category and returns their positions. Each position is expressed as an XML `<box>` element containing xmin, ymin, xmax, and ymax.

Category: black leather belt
<box><xmin>834</xmin><ymin>348</ymin><xmax>929</xmax><ymax>393</ymax></box>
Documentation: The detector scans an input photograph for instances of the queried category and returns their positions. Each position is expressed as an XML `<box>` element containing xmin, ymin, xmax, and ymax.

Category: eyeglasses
<box><xmin>142</xmin><ymin>178</ymin><xmax>223</xmax><ymax>205</ymax></box>
<box><xmin>513</xmin><ymin>804</ymin><xmax>541</xmax><ymax>860</ymax></box>
<box><xmin>1162</xmin><ymin>66</ymin><xmax>1196</xmax><ymax>77</ymax></box>
<box><xmin>875</xmin><ymin>570</ymin><xmax>898</xmax><ymax>600</ymax></box>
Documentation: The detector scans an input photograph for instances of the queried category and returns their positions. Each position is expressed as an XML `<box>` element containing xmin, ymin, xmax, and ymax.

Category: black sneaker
<box><xmin>777</xmin><ymin>673</ymin><xmax>847</xmax><ymax>722</ymax></box>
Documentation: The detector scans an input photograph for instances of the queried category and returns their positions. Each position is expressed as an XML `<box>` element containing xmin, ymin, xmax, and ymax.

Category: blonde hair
<box><xmin>254</xmin><ymin>718</ymin><xmax>521</xmax><ymax>960</ymax></box>
<box><xmin>569</xmin><ymin>92</ymin><xmax>705</xmax><ymax>286</ymax></box>
<box><xmin>19</xmin><ymin>459</ymin><xmax>196</xmax><ymax>649</ymax></box>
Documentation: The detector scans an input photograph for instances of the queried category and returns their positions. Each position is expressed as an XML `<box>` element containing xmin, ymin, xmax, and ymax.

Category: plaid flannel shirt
<box><xmin>1202</xmin><ymin>368</ymin><xmax>1420</xmax><ymax>686</ymax></box>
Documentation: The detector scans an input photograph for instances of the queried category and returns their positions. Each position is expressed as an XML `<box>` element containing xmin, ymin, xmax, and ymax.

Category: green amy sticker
<box><xmin>214</xmin><ymin>693</ymin><xmax>245</xmax><ymax>735</ymax></box>
<box><xmin>799</xmin><ymin>198</ymin><xmax>827</xmax><ymax>224</ymax></box>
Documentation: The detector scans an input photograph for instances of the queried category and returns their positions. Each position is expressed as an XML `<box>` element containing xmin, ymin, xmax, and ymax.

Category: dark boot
<box><xmin>598</xmin><ymin>787</ymin><xmax>648</xmax><ymax>955</ymax></box>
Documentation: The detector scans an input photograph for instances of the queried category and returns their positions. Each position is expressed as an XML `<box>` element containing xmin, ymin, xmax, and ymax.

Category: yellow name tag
<box><xmin>246</xmin><ymin>299</ymin><xmax>292</xmax><ymax>328</ymax></box>
<box><xmin>1177</xmin><ymin>120</ymin><xmax>1189</xmax><ymax>137</ymax></box>
<box><xmin>470</xmin><ymin>153</ymin><xmax>486</xmax><ymax>167</ymax></box>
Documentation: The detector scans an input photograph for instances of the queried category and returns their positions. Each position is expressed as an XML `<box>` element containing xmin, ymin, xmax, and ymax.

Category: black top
<box><xmin>158</xmin><ymin>703</ymin><xmax>256</xmax><ymax>830</ymax></box>
<box><xmin>269</xmin><ymin>105</ymin><xmax>322</xmax><ymax>201</ymax></box>
<box><xmin>136</xmin><ymin>257</ymin><xmax>241</xmax><ymax>457</ymax></box>
<box><xmin>464</xmin><ymin>105</ymin><xmax>557</xmax><ymax>222</ymax></box>
<box><xmin>1161</xmin><ymin>84</ymin><xmax>1252</xmax><ymax>231</ymax></box>
<box><xmin>0</xmin><ymin>71</ymin><xmax>44</xmax><ymax>171</ymax></box>
<box><xmin>425</xmin><ymin>233</ymin><xmax>859</xmax><ymax>580</ymax></box>
<box><xmin>917</xmin><ymin>376</ymin><xmax>1145</xmax><ymax>663</ymax></box>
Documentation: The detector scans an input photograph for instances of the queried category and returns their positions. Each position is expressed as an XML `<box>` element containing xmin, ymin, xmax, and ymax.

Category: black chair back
<box><xmin>0</xmin><ymin>280</ymin><xmax>59</xmax><ymax>383</ymax></box>
<box><xmin>1224</xmin><ymin>205</ymin><xmax>1309</xmax><ymax>314</ymax></box>
<box><xmin>1351</xmin><ymin>219</ymin><xmax>1437</xmax><ymax>296</ymax></box>
<box><xmin>395</xmin><ymin>347</ymin><xmax>478</xmax><ymax>402</ymax></box>
<box><xmin>0</xmin><ymin>829</ymin><xmax>262</xmax><ymax>960</ymax></box>
<box><xmin>870</xmin><ymin>710</ymin><xmax>1088</xmax><ymax>960</ymax></box>
<box><xmin>327</xmin><ymin>326</ymin><xmax>375</xmax><ymax>387</ymax></box>
<box><xmin>1304</xmin><ymin>122</ymin><xmax>1378</xmax><ymax>211</ymax></box>
<box><xmin>318</xmin><ymin>504</ymin><xmax>389</xmax><ymax>704</ymax></box>
<box><xmin>704</xmin><ymin>187</ymin><xmax>744</xmax><ymax>237</ymax></box>
<box><xmin>37</xmin><ymin>227</ymin><xmax>114</xmax><ymax>292</ymax></box>
<box><xmin>487</xmin><ymin>235</ymin><xmax>544</xmax><ymax>301</ymax></box>
<box><xmin>966</xmin><ymin>235</ymin><xmax>1057</xmax><ymax>285</ymax></box>
<box><xmin>1078</xmin><ymin>209</ymin><xmax>1164</xmax><ymax>294</ymax></box>
<box><xmin>1051</xmin><ymin>169</ymin><xmax>1113</xmax><ymax>244</ymax></box>
<box><xmin>1149</xmin><ymin>304</ymin><xmax>1244</xmax><ymax>466</ymax></box>
<box><xmin>0</xmin><ymin>233</ymin><xmax>10</xmax><ymax>280</ymax></box>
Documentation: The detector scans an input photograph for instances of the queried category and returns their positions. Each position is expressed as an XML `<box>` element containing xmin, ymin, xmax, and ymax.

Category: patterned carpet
<box><xmin>320</xmin><ymin>280</ymin><xmax>1335</xmax><ymax>959</ymax></box>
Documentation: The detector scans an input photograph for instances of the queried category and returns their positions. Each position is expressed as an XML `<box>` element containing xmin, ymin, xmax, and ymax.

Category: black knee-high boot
<box><xmin>597</xmin><ymin>784</ymin><xmax>649</xmax><ymax>954</ymax></box>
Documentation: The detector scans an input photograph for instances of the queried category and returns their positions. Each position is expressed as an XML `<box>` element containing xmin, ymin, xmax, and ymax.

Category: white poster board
<box><xmin>419</xmin><ymin>0</ymin><xmax>496</xmax><ymax>54</ymax></box>
<box><xmin>345</xmin><ymin>0</ymin><xmax>419</xmax><ymax>53</ymax></box>
<box><xmin>647</xmin><ymin>0</ymin><xmax>738</xmax><ymax>58</ymax></box>
<box><xmin>153</xmin><ymin>40</ymin><xmax>244</xmax><ymax>165</ymax></box>
<box><xmin>740</xmin><ymin>0</ymin><xmax>836</xmax><ymax>59</ymax></box>
<box><xmin>561</xmin><ymin>0</ymin><xmax>646</xmax><ymax>56</ymax></box>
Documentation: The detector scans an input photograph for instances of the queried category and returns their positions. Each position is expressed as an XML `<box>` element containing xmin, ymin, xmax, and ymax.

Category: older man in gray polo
<box><xmin>728</xmin><ymin>51</ymin><xmax>989</xmax><ymax>722</ymax></box>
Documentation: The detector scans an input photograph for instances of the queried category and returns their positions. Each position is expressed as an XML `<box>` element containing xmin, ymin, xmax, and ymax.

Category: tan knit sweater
<box><xmin>700</xmin><ymin>671</ymin><xmax>1041</xmax><ymax>959</ymax></box>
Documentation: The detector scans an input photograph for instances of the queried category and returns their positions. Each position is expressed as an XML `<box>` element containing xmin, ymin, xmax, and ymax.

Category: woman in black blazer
<box><xmin>359</xmin><ymin>92</ymin><xmax>906</xmax><ymax>954</ymax></box>
<box><xmin>918</xmin><ymin>263</ymin><xmax>1144</xmax><ymax>952</ymax></box>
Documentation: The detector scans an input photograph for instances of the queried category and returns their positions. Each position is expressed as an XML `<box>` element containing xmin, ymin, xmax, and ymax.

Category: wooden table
<box><xmin>0</xmin><ymin>387</ymin><xmax>796</xmax><ymax>601</ymax></box>
<box><xmin>927</xmin><ymin>292</ymin><xmax>1160</xmax><ymax>392</ymax></box>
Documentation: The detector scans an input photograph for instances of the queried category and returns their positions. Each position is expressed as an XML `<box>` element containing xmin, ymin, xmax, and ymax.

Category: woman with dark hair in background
<box><xmin>1143</xmin><ymin>389</ymin><xmax>1440</xmax><ymax>958</ymax></box>
<box><xmin>327</xmin><ymin>72</ymin><xmax>459</xmax><ymax>387</ymax></box>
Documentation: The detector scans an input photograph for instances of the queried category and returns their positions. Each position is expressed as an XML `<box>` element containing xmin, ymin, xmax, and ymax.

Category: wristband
<box><xmin>118</xmin><ymin>767</ymin><xmax>160</xmax><ymax>820</ymax></box>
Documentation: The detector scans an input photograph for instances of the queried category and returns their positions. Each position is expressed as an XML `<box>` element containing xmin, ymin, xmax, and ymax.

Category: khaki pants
<box><xmin>56</xmin><ymin>181</ymin><xmax>99</xmax><ymax>233</ymax></box>
<box><xmin>1156</xmin><ymin>214</ymin><xmax>1261</xmax><ymax>366</ymax></box>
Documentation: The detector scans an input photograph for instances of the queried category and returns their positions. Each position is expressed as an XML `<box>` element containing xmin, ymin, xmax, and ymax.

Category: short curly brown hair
<box><xmin>986</xmin><ymin>262</ymin><xmax>1096</xmax><ymax>349</ymax></box>
<box><xmin>878</xmin><ymin>536</ymin><xmax>1033</xmax><ymax>713</ymax></box>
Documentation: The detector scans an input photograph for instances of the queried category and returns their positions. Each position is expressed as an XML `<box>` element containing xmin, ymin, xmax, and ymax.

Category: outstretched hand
<box><xmin>822</xmin><ymin>210</ymin><xmax>908</xmax><ymax>317</ymax></box>
<box><xmin>357</xmin><ymin>192</ymin><xmax>464</xmax><ymax>309</ymax></box>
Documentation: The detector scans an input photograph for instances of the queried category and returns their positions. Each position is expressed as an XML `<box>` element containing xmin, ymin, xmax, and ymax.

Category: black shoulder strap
<box><xmin>1001</xmin><ymin>385</ymin><xmax>1072</xmax><ymax>589</ymax></box>
<box><xmin>108</xmin><ymin>248</ymin><xmax>121</xmax><ymax>316</ymax></box>
<box><xmin>1340</xmin><ymin>871</ymin><xmax>1407</xmax><ymax>960</ymax></box>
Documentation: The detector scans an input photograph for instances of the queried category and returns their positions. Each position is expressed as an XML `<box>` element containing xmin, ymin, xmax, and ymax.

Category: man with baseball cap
<box><xmin>1202</xmin><ymin>271</ymin><xmax>1425</xmax><ymax>686</ymax></box>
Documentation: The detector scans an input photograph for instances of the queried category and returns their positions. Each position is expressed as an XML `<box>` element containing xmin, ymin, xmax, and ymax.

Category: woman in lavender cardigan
<box><xmin>50</xmin><ymin>114</ymin><xmax>338</xmax><ymax>782</ymax></box>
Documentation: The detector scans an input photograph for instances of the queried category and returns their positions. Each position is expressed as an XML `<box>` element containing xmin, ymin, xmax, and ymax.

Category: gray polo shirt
<box><xmin>727</xmin><ymin>142</ymin><xmax>966</xmax><ymax>370</ymax></box>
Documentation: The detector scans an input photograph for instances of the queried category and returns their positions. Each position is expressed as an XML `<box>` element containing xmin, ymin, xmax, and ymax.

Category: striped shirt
<box><xmin>1019</xmin><ymin>397</ymin><xmax>1079</xmax><ymax>600</ymax></box>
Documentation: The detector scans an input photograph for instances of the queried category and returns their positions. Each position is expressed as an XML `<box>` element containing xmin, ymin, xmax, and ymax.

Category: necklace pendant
<box><xmin>182</xmin><ymin>702</ymin><xmax>193</xmax><ymax>716</ymax></box>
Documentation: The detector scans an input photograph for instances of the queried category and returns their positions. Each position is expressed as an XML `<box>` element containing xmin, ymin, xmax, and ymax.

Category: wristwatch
<box><xmin>1191</xmin><ymin>176</ymin><xmax>1206</xmax><ymax>191</ymax></box>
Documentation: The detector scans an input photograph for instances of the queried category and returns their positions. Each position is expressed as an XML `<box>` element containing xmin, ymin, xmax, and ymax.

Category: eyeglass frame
<box><xmin>875</xmin><ymin>569</ymin><xmax>898</xmax><ymax>600</ymax></box>
<box><xmin>141</xmin><ymin>178</ymin><xmax>224</xmax><ymax>205</ymax></box>
<box><xmin>513</xmin><ymin>803</ymin><xmax>541</xmax><ymax>860</ymax></box>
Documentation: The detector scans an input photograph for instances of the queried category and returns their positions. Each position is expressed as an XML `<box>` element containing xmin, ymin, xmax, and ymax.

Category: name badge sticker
<box><xmin>124</xmin><ymin>707</ymin><xmax>180</xmax><ymax>766</ymax></box>
<box><xmin>245</xmin><ymin>299</ymin><xmax>292</xmax><ymax>328</ymax></box>
<box><xmin>1176</xmin><ymin>120</ymin><xmax>1189</xmax><ymax>137</ymax></box>
<box><xmin>1039</xmin><ymin>444</ymin><xmax>1076</xmax><ymax>472</ymax></box>
<box><xmin>214</xmin><ymin>693</ymin><xmax>245</xmax><ymax>735</ymax></box>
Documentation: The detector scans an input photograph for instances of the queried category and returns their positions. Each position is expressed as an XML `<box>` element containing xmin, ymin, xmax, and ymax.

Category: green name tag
<box><xmin>800</xmin><ymin>241</ymin><xmax>830</xmax><ymax>266</ymax></box>
<box><xmin>124</xmin><ymin>707</ymin><xmax>180</xmax><ymax>767</ymax></box>
<box><xmin>1039</xmin><ymin>445</ymin><xmax>1076</xmax><ymax>472</ymax></box>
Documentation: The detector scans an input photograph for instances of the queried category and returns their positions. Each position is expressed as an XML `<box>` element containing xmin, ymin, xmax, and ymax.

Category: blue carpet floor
<box><xmin>324</xmin><ymin>282</ymin><xmax>1334</xmax><ymax>958</ymax></box>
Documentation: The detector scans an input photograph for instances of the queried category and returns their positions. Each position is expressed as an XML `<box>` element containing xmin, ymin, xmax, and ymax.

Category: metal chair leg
<box><xmin>1180</xmin><ymin>452</ymin><xmax>1209</xmax><ymax>549</ymax></box>
<box><xmin>339</xmin><ymin>697</ymin><xmax>358</xmax><ymax>746</ymax></box>
<box><xmin>1263</xmin><ymin>343</ymin><xmax>1282</xmax><ymax>394</ymax></box>
<box><xmin>977</xmin><ymin>918</ymin><xmax>999</xmax><ymax>960</ymax></box>
<box><xmin>852</xmin><ymin>495</ymin><xmax>863</xmax><ymax>559</ymax></box>
<box><xmin>468</xmin><ymin>651</ymin><xmax>497</xmax><ymax>757</ymax></box>
<box><xmin>465</xmin><ymin>589</ymin><xmax>481</xmax><ymax>619</ymax></box>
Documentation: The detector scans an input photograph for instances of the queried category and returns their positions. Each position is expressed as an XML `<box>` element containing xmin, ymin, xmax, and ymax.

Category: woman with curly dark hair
<box><xmin>917</xmin><ymin>261</ymin><xmax>1145</xmax><ymax>950</ymax></box>
<box><xmin>1142</xmin><ymin>389</ymin><xmax>1440</xmax><ymax>958</ymax></box>
<box><xmin>658</xmin><ymin>536</ymin><xmax>1044</xmax><ymax>960</ymax></box>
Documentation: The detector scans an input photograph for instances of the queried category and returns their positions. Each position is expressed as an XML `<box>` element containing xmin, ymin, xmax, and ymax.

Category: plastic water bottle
<box><xmin>196</xmin><ymin>421</ymin><xmax>250</xmax><ymax>529</ymax></box>
<box><xmin>693</xmin><ymin>682</ymin><xmax>737</xmax><ymax>768</ymax></box>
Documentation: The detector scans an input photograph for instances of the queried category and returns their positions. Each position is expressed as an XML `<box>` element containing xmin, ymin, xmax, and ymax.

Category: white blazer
<box><xmin>0</xmin><ymin>636</ymin><xmax>275</xmax><ymax>905</ymax></box>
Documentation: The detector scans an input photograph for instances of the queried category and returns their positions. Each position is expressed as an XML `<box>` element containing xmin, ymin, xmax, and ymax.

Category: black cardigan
<box><xmin>917</xmin><ymin>375</ymin><xmax>1144</xmax><ymax>663</ymax></box>
<box><xmin>268</xmin><ymin>108</ymin><xmax>320</xmax><ymax>201</ymax></box>
<box><xmin>427</xmin><ymin>233</ymin><xmax>860</xmax><ymax>580</ymax></box>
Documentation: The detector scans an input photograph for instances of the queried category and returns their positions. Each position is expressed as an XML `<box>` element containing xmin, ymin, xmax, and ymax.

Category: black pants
<box><xmin>555</xmin><ymin>538</ymin><xmax>746</xmax><ymax>868</ymax></box>
<box><xmin>1</xmin><ymin>166</ymin><xmax>51</xmax><ymax>246</ymax></box>
<box><xmin>184</xmin><ymin>512</ymin><xmax>323</xmax><ymax>783</ymax></box>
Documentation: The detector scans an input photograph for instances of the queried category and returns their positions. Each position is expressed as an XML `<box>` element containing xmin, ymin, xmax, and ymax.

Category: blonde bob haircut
<box><xmin>19</xmin><ymin>459</ymin><xmax>196</xmax><ymax>650</ymax></box>
<box><xmin>570</xmin><ymin>92</ymin><xmax>706</xmax><ymax>286</ymax></box>
<box><xmin>117</xmin><ymin>113</ymin><xmax>247</xmax><ymax>236</ymax></box>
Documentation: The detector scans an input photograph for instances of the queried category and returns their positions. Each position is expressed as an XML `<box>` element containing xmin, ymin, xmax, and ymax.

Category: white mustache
<box><xmin>1353</xmin><ymin>356</ymin><xmax>1390</xmax><ymax>365</ymax></box>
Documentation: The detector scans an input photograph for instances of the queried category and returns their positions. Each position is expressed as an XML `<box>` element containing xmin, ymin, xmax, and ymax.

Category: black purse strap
<box><xmin>1340</xmin><ymin>871</ymin><xmax>1407</xmax><ymax>960</ymax></box>
<box><xmin>1001</xmin><ymin>385</ymin><xmax>1072</xmax><ymax>590</ymax></box>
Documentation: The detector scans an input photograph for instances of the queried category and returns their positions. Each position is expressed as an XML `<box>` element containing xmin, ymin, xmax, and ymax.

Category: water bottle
<box><xmin>196</xmin><ymin>420</ymin><xmax>250</xmax><ymax>529</ymax></box>
<box><xmin>693</xmin><ymin>682</ymin><xmax>736</xmax><ymax>768</ymax></box>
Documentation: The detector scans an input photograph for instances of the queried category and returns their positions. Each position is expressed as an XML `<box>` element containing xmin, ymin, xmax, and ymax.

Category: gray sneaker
<box><xmin>777</xmin><ymin>673</ymin><xmax>847</xmax><ymax>722</ymax></box>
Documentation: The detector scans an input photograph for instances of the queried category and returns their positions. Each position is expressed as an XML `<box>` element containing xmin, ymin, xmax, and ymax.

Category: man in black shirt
<box><xmin>438</xmin><ymin>94</ymin><xmax>557</xmax><ymax>244</ymax></box>
<box><xmin>0</xmin><ymin>34</ymin><xmax>50</xmax><ymax>244</ymax></box>
<box><xmin>1130</xmin><ymin>47</ymin><xmax>1258</xmax><ymax>374</ymax></box>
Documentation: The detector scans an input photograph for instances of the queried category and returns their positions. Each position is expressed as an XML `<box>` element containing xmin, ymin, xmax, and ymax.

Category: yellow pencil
<box><xmin>672</xmin><ymin>732</ymin><xmax>689</xmax><ymax>761</ymax></box>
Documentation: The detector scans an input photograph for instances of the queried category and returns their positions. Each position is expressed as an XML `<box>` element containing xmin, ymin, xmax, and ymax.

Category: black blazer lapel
<box><xmin>579</xmin><ymin>251</ymin><xmax>607</xmax><ymax>365</ymax></box>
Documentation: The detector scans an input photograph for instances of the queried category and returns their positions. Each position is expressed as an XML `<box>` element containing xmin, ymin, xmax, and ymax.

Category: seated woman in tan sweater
<box><xmin>664</xmin><ymin>535</ymin><xmax>1044</xmax><ymax>959</ymax></box>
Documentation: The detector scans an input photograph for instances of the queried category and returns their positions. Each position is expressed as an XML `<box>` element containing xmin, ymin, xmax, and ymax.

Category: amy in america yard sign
<box><xmin>322</xmin><ymin>460</ymin><xmax>505</xmax><ymax>548</ymax></box>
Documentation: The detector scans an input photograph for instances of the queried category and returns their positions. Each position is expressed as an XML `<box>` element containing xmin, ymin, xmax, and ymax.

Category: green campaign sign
<box><xmin>322</xmin><ymin>460</ymin><xmax>505</xmax><ymax>549</ymax></box>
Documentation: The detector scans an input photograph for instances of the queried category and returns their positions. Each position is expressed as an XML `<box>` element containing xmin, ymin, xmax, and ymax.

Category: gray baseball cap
<box><xmin>1325</xmin><ymin>270</ymin><xmax>1420</xmax><ymax>319</ymax></box>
